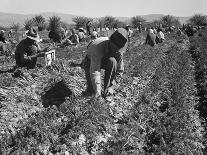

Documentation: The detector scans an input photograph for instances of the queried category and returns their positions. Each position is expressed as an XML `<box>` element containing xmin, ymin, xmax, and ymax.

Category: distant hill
<box><xmin>0</xmin><ymin>12</ymin><xmax>77</xmax><ymax>27</ymax></box>
<box><xmin>0</xmin><ymin>12</ymin><xmax>191</xmax><ymax>27</ymax></box>
<box><xmin>117</xmin><ymin>14</ymin><xmax>191</xmax><ymax>25</ymax></box>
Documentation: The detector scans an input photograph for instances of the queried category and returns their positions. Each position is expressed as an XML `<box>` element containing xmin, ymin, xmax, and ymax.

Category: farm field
<box><xmin>0</xmin><ymin>30</ymin><xmax>206</xmax><ymax>155</ymax></box>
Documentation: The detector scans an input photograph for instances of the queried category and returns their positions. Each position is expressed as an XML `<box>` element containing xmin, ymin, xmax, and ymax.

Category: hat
<box><xmin>0</xmin><ymin>30</ymin><xmax>5</xmax><ymax>33</ymax></box>
<box><xmin>109</xmin><ymin>28</ymin><xmax>128</xmax><ymax>49</ymax></box>
<box><xmin>148</xmin><ymin>28</ymin><xmax>154</xmax><ymax>33</ymax></box>
<box><xmin>26</xmin><ymin>28</ymin><xmax>41</xmax><ymax>42</ymax></box>
<box><xmin>79</xmin><ymin>28</ymin><xmax>84</xmax><ymax>32</ymax></box>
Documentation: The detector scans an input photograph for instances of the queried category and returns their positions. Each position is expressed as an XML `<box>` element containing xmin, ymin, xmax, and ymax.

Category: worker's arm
<box><xmin>145</xmin><ymin>34</ymin><xmax>149</xmax><ymax>44</ymax></box>
<box><xmin>75</xmin><ymin>35</ymin><xmax>79</xmax><ymax>43</ymax></box>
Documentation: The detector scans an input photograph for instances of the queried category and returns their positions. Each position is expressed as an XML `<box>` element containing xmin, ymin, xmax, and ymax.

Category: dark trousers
<box><xmin>15</xmin><ymin>53</ymin><xmax>37</xmax><ymax>69</ymax></box>
<box><xmin>83</xmin><ymin>55</ymin><xmax>118</xmax><ymax>94</ymax></box>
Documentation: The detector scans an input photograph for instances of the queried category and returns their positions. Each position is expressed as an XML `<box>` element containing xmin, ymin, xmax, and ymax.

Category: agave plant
<box><xmin>33</xmin><ymin>15</ymin><xmax>46</xmax><ymax>31</ymax></box>
<box><xmin>24</xmin><ymin>19</ymin><xmax>35</xmax><ymax>30</ymax></box>
<box><xmin>48</xmin><ymin>16</ymin><xmax>63</xmax><ymax>43</ymax></box>
<box><xmin>48</xmin><ymin>16</ymin><xmax>61</xmax><ymax>31</ymax></box>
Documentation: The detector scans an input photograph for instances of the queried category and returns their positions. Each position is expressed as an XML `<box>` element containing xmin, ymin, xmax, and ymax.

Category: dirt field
<box><xmin>0</xmin><ymin>30</ymin><xmax>204</xmax><ymax>154</ymax></box>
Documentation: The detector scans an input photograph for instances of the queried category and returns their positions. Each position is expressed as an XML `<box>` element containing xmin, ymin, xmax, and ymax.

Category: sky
<box><xmin>0</xmin><ymin>0</ymin><xmax>206</xmax><ymax>17</ymax></box>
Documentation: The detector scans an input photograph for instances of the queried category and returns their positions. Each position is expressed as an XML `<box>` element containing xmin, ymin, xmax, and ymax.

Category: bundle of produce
<box><xmin>41</xmin><ymin>76</ymin><xmax>73</xmax><ymax>108</ymax></box>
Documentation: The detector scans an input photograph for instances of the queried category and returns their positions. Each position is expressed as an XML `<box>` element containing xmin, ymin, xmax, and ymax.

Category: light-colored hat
<box><xmin>79</xmin><ymin>27</ymin><xmax>84</xmax><ymax>32</ymax></box>
<box><xmin>0</xmin><ymin>30</ymin><xmax>5</xmax><ymax>33</ymax></box>
<box><xmin>148</xmin><ymin>28</ymin><xmax>154</xmax><ymax>33</ymax></box>
<box><xmin>26</xmin><ymin>28</ymin><xmax>41</xmax><ymax>42</ymax></box>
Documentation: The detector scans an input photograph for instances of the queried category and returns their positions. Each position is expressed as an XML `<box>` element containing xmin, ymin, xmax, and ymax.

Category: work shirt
<box><xmin>145</xmin><ymin>33</ymin><xmax>156</xmax><ymax>46</ymax></box>
<box><xmin>0</xmin><ymin>33</ymin><xmax>6</xmax><ymax>43</ymax></box>
<box><xmin>15</xmin><ymin>38</ymin><xmax>40</xmax><ymax>69</ymax></box>
<box><xmin>69</xmin><ymin>34</ymin><xmax>79</xmax><ymax>44</ymax></box>
<box><xmin>157</xmin><ymin>31</ymin><xmax>165</xmax><ymax>40</ymax></box>
<box><xmin>78</xmin><ymin>32</ymin><xmax>85</xmax><ymax>42</ymax></box>
<box><xmin>86</xmin><ymin>36</ymin><xmax>128</xmax><ymax>95</ymax></box>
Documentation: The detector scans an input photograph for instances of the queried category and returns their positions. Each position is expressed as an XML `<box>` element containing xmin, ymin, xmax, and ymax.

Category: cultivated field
<box><xmin>0</xmin><ymin>29</ymin><xmax>206</xmax><ymax>154</ymax></box>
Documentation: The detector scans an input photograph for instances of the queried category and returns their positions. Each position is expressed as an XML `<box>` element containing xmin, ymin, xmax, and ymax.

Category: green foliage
<box><xmin>150</xmin><ymin>19</ymin><xmax>163</xmax><ymax>28</ymax></box>
<box><xmin>24</xmin><ymin>19</ymin><xmax>35</xmax><ymax>30</ymax></box>
<box><xmin>189</xmin><ymin>14</ymin><xmax>207</xmax><ymax>27</ymax></box>
<box><xmin>72</xmin><ymin>16</ymin><xmax>90</xmax><ymax>29</ymax></box>
<box><xmin>102</xmin><ymin>16</ymin><xmax>123</xmax><ymax>29</ymax></box>
<box><xmin>48</xmin><ymin>16</ymin><xmax>63</xmax><ymax>43</ymax></box>
<box><xmin>161</xmin><ymin>15</ymin><xmax>181</xmax><ymax>27</ymax></box>
<box><xmin>131</xmin><ymin>16</ymin><xmax>146</xmax><ymax>28</ymax></box>
<box><xmin>33</xmin><ymin>15</ymin><xmax>46</xmax><ymax>31</ymax></box>
<box><xmin>10</xmin><ymin>23</ymin><xmax>21</xmax><ymax>32</ymax></box>
<box><xmin>189</xmin><ymin>29</ymin><xmax>207</xmax><ymax>152</ymax></box>
<box><xmin>0</xmin><ymin>27</ymin><xmax>205</xmax><ymax>154</ymax></box>
<box><xmin>48</xmin><ymin>16</ymin><xmax>61</xmax><ymax>31</ymax></box>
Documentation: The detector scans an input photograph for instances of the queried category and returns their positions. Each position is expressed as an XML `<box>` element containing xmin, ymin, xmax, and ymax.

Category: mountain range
<box><xmin>0</xmin><ymin>12</ymin><xmax>191</xmax><ymax>27</ymax></box>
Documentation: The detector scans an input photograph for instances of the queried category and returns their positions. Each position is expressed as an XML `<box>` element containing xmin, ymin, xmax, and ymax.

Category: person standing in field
<box><xmin>15</xmin><ymin>28</ymin><xmax>50</xmax><ymax>69</ymax></box>
<box><xmin>0</xmin><ymin>30</ymin><xmax>6</xmax><ymax>43</ymax></box>
<box><xmin>82</xmin><ymin>28</ymin><xmax>128</xmax><ymax>97</ymax></box>
<box><xmin>86</xmin><ymin>21</ymin><xmax>92</xmax><ymax>36</ymax></box>
<box><xmin>138</xmin><ymin>22</ymin><xmax>142</xmax><ymax>33</ymax></box>
<box><xmin>145</xmin><ymin>28</ymin><xmax>156</xmax><ymax>46</ymax></box>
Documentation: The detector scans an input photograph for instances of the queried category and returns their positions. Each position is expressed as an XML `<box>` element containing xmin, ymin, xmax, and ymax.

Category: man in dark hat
<box><xmin>82</xmin><ymin>28</ymin><xmax>128</xmax><ymax>98</ymax></box>
<box><xmin>15</xmin><ymin>28</ymin><xmax>49</xmax><ymax>69</ymax></box>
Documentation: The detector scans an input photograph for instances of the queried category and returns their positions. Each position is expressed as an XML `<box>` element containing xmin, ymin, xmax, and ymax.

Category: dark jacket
<box><xmin>15</xmin><ymin>38</ymin><xmax>40</xmax><ymax>69</ymax></box>
<box><xmin>145</xmin><ymin>33</ymin><xmax>156</xmax><ymax>46</ymax></box>
<box><xmin>0</xmin><ymin>33</ymin><xmax>6</xmax><ymax>43</ymax></box>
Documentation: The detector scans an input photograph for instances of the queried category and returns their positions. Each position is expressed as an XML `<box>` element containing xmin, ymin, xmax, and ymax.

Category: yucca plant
<box><xmin>10</xmin><ymin>23</ymin><xmax>20</xmax><ymax>32</ymax></box>
<box><xmin>33</xmin><ymin>15</ymin><xmax>46</xmax><ymax>31</ymax></box>
<box><xmin>48</xmin><ymin>16</ymin><xmax>63</xmax><ymax>43</ymax></box>
<box><xmin>24</xmin><ymin>19</ymin><xmax>35</xmax><ymax>30</ymax></box>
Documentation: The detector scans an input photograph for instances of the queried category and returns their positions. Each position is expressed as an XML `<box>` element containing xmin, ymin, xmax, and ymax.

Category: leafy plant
<box><xmin>24</xmin><ymin>19</ymin><xmax>35</xmax><ymax>30</ymax></box>
<box><xmin>33</xmin><ymin>15</ymin><xmax>46</xmax><ymax>31</ymax></box>
<box><xmin>189</xmin><ymin>14</ymin><xmax>207</xmax><ymax>27</ymax></box>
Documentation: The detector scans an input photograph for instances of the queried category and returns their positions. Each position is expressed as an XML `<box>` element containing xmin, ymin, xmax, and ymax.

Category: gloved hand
<box><xmin>37</xmin><ymin>52</ymin><xmax>45</xmax><ymax>57</ymax></box>
<box><xmin>104</xmin><ymin>87</ymin><xmax>115</xmax><ymax>97</ymax></box>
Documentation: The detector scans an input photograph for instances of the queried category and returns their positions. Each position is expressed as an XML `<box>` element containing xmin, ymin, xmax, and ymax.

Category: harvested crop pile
<box><xmin>41</xmin><ymin>77</ymin><xmax>73</xmax><ymax>108</ymax></box>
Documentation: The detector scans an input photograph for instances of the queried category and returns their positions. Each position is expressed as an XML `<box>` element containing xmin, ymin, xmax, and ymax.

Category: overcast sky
<box><xmin>1</xmin><ymin>0</ymin><xmax>206</xmax><ymax>17</ymax></box>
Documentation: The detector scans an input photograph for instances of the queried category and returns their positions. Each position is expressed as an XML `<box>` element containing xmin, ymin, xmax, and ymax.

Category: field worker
<box><xmin>68</xmin><ymin>29</ymin><xmax>79</xmax><ymax>44</ymax></box>
<box><xmin>60</xmin><ymin>27</ymin><xmax>66</xmax><ymax>40</ymax></box>
<box><xmin>0</xmin><ymin>30</ymin><xmax>6</xmax><ymax>43</ymax></box>
<box><xmin>91</xmin><ymin>29</ymin><xmax>98</xmax><ymax>40</ymax></box>
<box><xmin>138</xmin><ymin>22</ymin><xmax>142</xmax><ymax>33</ymax></box>
<box><xmin>177</xmin><ymin>28</ymin><xmax>183</xmax><ymax>36</ymax></box>
<box><xmin>78</xmin><ymin>28</ymin><xmax>86</xmax><ymax>42</ymax></box>
<box><xmin>125</xmin><ymin>25</ymin><xmax>133</xmax><ymax>41</ymax></box>
<box><xmin>151</xmin><ymin>27</ymin><xmax>157</xmax><ymax>34</ymax></box>
<box><xmin>86</xmin><ymin>21</ymin><xmax>92</xmax><ymax>36</ymax></box>
<box><xmin>156</xmin><ymin>28</ymin><xmax>165</xmax><ymax>43</ymax></box>
<box><xmin>8</xmin><ymin>29</ymin><xmax>13</xmax><ymax>38</ymax></box>
<box><xmin>145</xmin><ymin>28</ymin><xmax>156</xmax><ymax>46</ymax></box>
<box><xmin>15</xmin><ymin>28</ymin><xmax>49</xmax><ymax>69</ymax></box>
<box><xmin>0</xmin><ymin>30</ymin><xmax>7</xmax><ymax>55</ymax></box>
<box><xmin>82</xmin><ymin>28</ymin><xmax>128</xmax><ymax>97</ymax></box>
